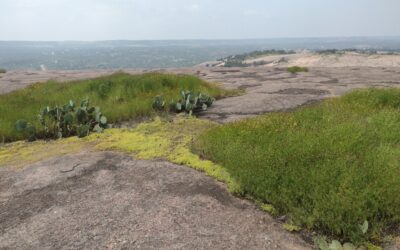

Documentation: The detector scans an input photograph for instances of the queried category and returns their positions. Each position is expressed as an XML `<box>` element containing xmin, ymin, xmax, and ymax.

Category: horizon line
<box><xmin>1</xmin><ymin>35</ymin><xmax>400</xmax><ymax>43</ymax></box>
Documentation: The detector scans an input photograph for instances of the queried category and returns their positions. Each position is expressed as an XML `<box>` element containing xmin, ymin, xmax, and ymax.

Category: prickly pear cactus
<box><xmin>155</xmin><ymin>90</ymin><xmax>215</xmax><ymax>115</ymax></box>
<box><xmin>16</xmin><ymin>98</ymin><xmax>109</xmax><ymax>141</ymax></box>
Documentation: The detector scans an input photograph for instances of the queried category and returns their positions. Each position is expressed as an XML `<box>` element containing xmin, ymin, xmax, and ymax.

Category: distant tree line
<box><xmin>219</xmin><ymin>49</ymin><xmax>295</xmax><ymax>67</ymax></box>
<box><xmin>316</xmin><ymin>48</ymin><xmax>400</xmax><ymax>55</ymax></box>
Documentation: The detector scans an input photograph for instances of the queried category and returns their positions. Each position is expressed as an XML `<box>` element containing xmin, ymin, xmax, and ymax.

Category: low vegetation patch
<box><xmin>287</xmin><ymin>66</ymin><xmax>309</xmax><ymax>73</ymax></box>
<box><xmin>0</xmin><ymin>72</ymin><xmax>232</xmax><ymax>142</ymax></box>
<box><xmin>195</xmin><ymin>88</ymin><xmax>400</xmax><ymax>244</ymax></box>
<box><xmin>0</xmin><ymin>69</ymin><xmax>6</xmax><ymax>74</ymax></box>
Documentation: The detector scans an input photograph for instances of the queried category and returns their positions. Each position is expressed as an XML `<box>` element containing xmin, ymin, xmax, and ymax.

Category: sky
<box><xmin>1</xmin><ymin>0</ymin><xmax>399</xmax><ymax>41</ymax></box>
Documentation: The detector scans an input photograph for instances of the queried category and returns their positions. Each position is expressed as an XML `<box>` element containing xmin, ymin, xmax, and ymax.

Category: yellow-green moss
<box><xmin>260</xmin><ymin>203</ymin><xmax>278</xmax><ymax>216</ymax></box>
<box><xmin>0</xmin><ymin>137</ymin><xmax>90</xmax><ymax>169</ymax></box>
<box><xmin>283</xmin><ymin>223</ymin><xmax>302</xmax><ymax>232</ymax></box>
<box><xmin>366</xmin><ymin>243</ymin><xmax>383</xmax><ymax>250</ymax></box>
<box><xmin>88</xmin><ymin>116</ymin><xmax>241</xmax><ymax>193</ymax></box>
<box><xmin>0</xmin><ymin>116</ymin><xmax>240</xmax><ymax>192</ymax></box>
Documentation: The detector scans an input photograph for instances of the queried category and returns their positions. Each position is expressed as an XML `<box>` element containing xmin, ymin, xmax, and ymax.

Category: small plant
<box><xmin>314</xmin><ymin>237</ymin><xmax>357</xmax><ymax>250</ymax></box>
<box><xmin>152</xmin><ymin>95</ymin><xmax>166</xmax><ymax>111</ymax></box>
<box><xmin>170</xmin><ymin>91</ymin><xmax>215</xmax><ymax>114</ymax></box>
<box><xmin>314</xmin><ymin>221</ymin><xmax>369</xmax><ymax>250</ymax></box>
<box><xmin>359</xmin><ymin>221</ymin><xmax>369</xmax><ymax>235</ymax></box>
<box><xmin>97</xmin><ymin>81</ymin><xmax>112</xmax><ymax>99</ymax></box>
<box><xmin>283</xmin><ymin>223</ymin><xmax>301</xmax><ymax>232</ymax></box>
<box><xmin>287</xmin><ymin>66</ymin><xmax>309</xmax><ymax>73</ymax></box>
<box><xmin>0</xmin><ymin>69</ymin><xmax>6</xmax><ymax>74</ymax></box>
<box><xmin>260</xmin><ymin>203</ymin><xmax>277</xmax><ymax>216</ymax></box>
<box><xmin>16</xmin><ymin>99</ymin><xmax>109</xmax><ymax>140</ymax></box>
<box><xmin>15</xmin><ymin>119</ymin><xmax>37</xmax><ymax>141</ymax></box>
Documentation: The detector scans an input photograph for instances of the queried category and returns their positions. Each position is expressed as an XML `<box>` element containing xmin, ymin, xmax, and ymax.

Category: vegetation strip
<box><xmin>195</xmin><ymin>88</ymin><xmax>400</xmax><ymax>244</ymax></box>
<box><xmin>0</xmin><ymin>72</ymin><xmax>233</xmax><ymax>142</ymax></box>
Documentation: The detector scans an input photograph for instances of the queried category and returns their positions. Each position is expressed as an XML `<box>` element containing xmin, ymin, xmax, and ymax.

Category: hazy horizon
<box><xmin>2</xmin><ymin>35</ymin><xmax>400</xmax><ymax>43</ymax></box>
<box><xmin>1</xmin><ymin>0</ymin><xmax>400</xmax><ymax>41</ymax></box>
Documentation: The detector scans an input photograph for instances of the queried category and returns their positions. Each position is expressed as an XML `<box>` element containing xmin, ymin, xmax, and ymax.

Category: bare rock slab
<box><xmin>0</xmin><ymin>152</ymin><xmax>311</xmax><ymax>249</ymax></box>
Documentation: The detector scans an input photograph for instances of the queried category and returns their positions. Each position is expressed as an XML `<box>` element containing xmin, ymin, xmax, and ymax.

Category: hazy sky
<box><xmin>1</xmin><ymin>0</ymin><xmax>399</xmax><ymax>41</ymax></box>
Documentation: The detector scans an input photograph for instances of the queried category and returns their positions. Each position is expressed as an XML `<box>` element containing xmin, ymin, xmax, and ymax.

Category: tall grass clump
<box><xmin>0</xmin><ymin>72</ymin><xmax>231</xmax><ymax>142</ymax></box>
<box><xmin>196</xmin><ymin>88</ymin><xmax>400</xmax><ymax>243</ymax></box>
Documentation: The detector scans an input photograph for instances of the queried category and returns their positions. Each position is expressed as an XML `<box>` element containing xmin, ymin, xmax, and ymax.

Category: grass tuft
<box><xmin>195</xmin><ymin>88</ymin><xmax>400</xmax><ymax>243</ymax></box>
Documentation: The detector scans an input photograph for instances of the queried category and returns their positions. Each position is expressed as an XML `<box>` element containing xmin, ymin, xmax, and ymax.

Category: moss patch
<box><xmin>283</xmin><ymin>223</ymin><xmax>302</xmax><ymax>232</ymax></box>
<box><xmin>0</xmin><ymin>137</ymin><xmax>90</xmax><ymax>169</ymax></box>
<box><xmin>90</xmin><ymin>116</ymin><xmax>240</xmax><ymax>192</ymax></box>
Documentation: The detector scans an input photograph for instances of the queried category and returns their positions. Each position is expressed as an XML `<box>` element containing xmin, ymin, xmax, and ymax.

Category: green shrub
<box><xmin>287</xmin><ymin>66</ymin><xmax>309</xmax><ymax>73</ymax></box>
<box><xmin>0</xmin><ymin>69</ymin><xmax>6</xmax><ymax>74</ymax></box>
<box><xmin>0</xmin><ymin>72</ymin><xmax>231</xmax><ymax>142</ymax></box>
<box><xmin>195</xmin><ymin>88</ymin><xmax>400</xmax><ymax>243</ymax></box>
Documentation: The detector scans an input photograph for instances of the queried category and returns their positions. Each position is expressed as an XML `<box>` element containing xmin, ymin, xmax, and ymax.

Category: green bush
<box><xmin>0</xmin><ymin>69</ymin><xmax>6</xmax><ymax>74</ymax></box>
<box><xmin>287</xmin><ymin>66</ymin><xmax>309</xmax><ymax>73</ymax></box>
<box><xmin>0</xmin><ymin>72</ymin><xmax>230</xmax><ymax>142</ymax></box>
<box><xmin>196</xmin><ymin>88</ymin><xmax>400</xmax><ymax>243</ymax></box>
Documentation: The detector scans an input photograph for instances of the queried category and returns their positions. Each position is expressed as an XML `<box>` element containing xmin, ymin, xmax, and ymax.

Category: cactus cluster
<box><xmin>16</xmin><ymin>99</ymin><xmax>109</xmax><ymax>141</ymax></box>
<box><xmin>152</xmin><ymin>90</ymin><xmax>215</xmax><ymax>115</ymax></box>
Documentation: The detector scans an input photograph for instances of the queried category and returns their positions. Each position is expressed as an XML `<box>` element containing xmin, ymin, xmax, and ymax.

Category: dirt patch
<box><xmin>0</xmin><ymin>152</ymin><xmax>311</xmax><ymax>249</ymax></box>
<box><xmin>320</xmin><ymin>78</ymin><xmax>339</xmax><ymax>84</ymax></box>
<box><xmin>238</xmin><ymin>83</ymin><xmax>262</xmax><ymax>89</ymax></box>
<box><xmin>211</xmin><ymin>69</ymin><xmax>241</xmax><ymax>73</ymax></box>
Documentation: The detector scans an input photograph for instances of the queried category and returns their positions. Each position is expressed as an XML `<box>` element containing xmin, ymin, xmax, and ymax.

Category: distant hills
<box><xmin>1</xmin><ymin>37</ymin><xmax>400</xmax><ymax>70</ymax></box>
